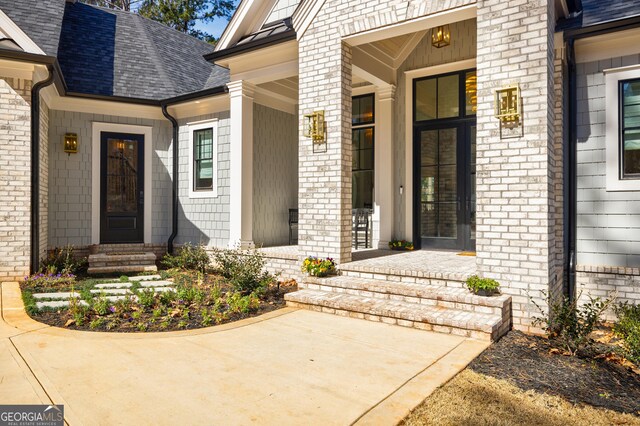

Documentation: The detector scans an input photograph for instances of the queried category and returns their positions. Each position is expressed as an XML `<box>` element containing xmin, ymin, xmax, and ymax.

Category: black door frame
<box><xmin>100</xmin><ymin>132</ymin><xmax>145</xmax><ymax>244</ymax></box>
<box><xmin>412</xmin><ymin>69</ymin><xmax>476</xmax><ymax>251</ymax></box>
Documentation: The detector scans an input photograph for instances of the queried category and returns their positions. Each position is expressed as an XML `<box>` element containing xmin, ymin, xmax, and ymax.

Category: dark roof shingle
<box><xmin>559</xmin><ymin>0</ymin><xmax>640</xmax><ymax>31</ymax></box>
<box><xmin>0</xmin><ymin>0</ymin><xmax>229</xmax><ymax>101</ymax></box>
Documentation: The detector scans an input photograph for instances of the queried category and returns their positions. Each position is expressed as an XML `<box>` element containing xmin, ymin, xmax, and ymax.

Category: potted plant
<box><xmin>301</xmin><ymin>257</ymin><xmax>336</xmax><ymax>278</ymax></box>
<box><xmin>389</xmin><ymin>239</ymin><xmax>414</xmax><ymax>251</ymax></box>
<box><xmin>465</xmin><ymin>275</ymin><xmax>500</xmax><ymax>296</ymax></box>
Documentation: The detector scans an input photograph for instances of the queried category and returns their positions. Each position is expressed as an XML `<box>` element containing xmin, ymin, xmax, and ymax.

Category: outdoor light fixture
<box><xmin>431</xmin><ymin>25</ymin><xmax>451</xmax><ymax>48</ymax></box>
<box><xmin>304</xmin><ymin>110</ymin><xmax>325</xmax><ymax>143</ymax></box>
<box><xmin>495</xmin><ymin>85</ymin><xmax>521</xmax><ymax>124</ymax></box>
<box><xmin>63</xmin><ymin>133</ymin><xmax>78</xmax><ymax>154</ymax></box>
<box><xmin>465</xmin><ymin>73</ymin><xmax>477</xmax><ymax>112</ymax></box>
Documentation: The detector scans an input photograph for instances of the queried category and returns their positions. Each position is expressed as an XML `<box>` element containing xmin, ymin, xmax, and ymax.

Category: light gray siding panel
<box><xmin>176</xmin><ymin>112</ymin><xmax>230</xmax><ymax>248</ymax></box>
<box><xmin>48</xmin><ymin>110</ymin><xmax>172</xmax><ymax>247</ymax></box>
<box><xmin>252</xmin><ymin>104</ymin><xmax>298</xmax><ymax>247</ymax></box>
<box><xmin>576</xmin><ymin>55</ymin><xmax>640</xmax><ymax>268</ymax></box>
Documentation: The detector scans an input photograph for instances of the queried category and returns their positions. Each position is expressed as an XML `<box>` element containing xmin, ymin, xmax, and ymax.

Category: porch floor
<box><xmin>259</xmin><ymin>246</ymin><xmax>477</xmax><ymax>281</ymax></box>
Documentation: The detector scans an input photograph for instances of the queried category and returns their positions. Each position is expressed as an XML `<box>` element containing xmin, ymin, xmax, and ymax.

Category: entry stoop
<box><xmin>285</xmin><ymin>275</ymin><xmax>511</xmax><ymax>341</ymax></box>
<box><xmin>88</xmin><ymin>244</ymin><xmax>158</xmax><ymax>275</ymax></box>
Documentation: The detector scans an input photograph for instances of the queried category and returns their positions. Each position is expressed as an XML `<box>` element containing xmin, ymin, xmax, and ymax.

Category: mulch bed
<box><xmin>469</xmin><ymin>330</ymin><xmax>640</xmax><ymax>416</ymax></box>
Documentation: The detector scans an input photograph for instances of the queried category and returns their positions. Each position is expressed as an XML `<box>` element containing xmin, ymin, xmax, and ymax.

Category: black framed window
<box><xmin>621</xmin><ymin>78</ymin><xmax>640</xmax><ymax>179</ymax></box>
<box><xmin>352</xmin><ymin>94</ymin><xmax>375</xmax><ymax>208</ymax></box>
<box><xmin>193</xmin><ymin>128</ymin><xmax>214</xmax><ymax>190</ymax></box>
<box><xmin>414</xmin><ymin>69</ymin><xmax>477</xmax><ymax>123</ymax></box>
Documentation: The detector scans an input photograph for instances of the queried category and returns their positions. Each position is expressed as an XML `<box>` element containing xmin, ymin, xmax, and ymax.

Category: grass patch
<box><xmin>402</xmin><ymin>369</ymin><xmax>640</xmax><ymax>426</ymax></box>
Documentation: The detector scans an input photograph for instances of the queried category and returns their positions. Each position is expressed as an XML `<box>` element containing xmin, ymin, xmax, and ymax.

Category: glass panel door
<box><xmin>417</xmin><ymin>126</ymin><xmax>461</xmax><ymax>249</ymax></box>
<box><xmin>100</xmin><ymin>132</ymin><xmax>145</xmax><ymax>243</ymax></box>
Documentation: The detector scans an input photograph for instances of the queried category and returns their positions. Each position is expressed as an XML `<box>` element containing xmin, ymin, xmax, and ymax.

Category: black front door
<box><xmin>413</xmin><ymin>69</ymin><xmax>477</xmax><ymax>251</ymax></box>
<box><xmin>100</xmin><ymin>132</ymin><xmax>144</xmax><ymax>243</ymax></box>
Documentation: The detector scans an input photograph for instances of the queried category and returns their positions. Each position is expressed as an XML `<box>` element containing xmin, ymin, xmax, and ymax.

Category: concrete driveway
<box><xmin>0</xmin><ymin>282</ymin><xmax>488</xmax><ymax>425</ymax></box>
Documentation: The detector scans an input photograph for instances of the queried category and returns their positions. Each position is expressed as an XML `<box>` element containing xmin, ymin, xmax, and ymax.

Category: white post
<box><xmin>228</xmin><ymin>80</ymin><xmax>255</xmax><ymax>249</ymax></box>
<box><xmin>375</xmin><ymin>85</ymin><xmax>395</xmax><ymax>249</ymax></box>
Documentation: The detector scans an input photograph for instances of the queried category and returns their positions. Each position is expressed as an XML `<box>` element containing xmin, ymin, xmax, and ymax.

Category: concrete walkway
<box><xmin>1</xmin><ymin>282</ymin><xmax>489</xmax><ymax>425</ymax></box>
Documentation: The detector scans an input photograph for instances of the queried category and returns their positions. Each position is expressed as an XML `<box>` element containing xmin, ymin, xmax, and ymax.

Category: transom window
<box><xmin>352</xmin><ymin>94</ymin><xmax>375</xmax><ymax>209</ymax></box>
<box><xmin>414</xmin><ymin>70</ymin><xmax>477</xmax><ymax>122</ymax></box>
<box><xmin>188</xmin><ymin>120</ymin><xmax>218</xmax><ymax>198</ymax></box>
<box><xmin>621</xmin><ymin>78</ymin><xmax>640</xmax><ymax>179</ymax></box>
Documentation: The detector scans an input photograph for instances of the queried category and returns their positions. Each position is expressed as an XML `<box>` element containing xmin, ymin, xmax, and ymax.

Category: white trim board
<box><xmin>0</xmin><ymin>9</ymin><xmax>45</xmax><ymax>55</ymax></box>
<box><xmin>575</xmin><ymin>27</ymin><xmax>640</xmax><ymax>64</ymax></box>
<box><xmin>403</xmin><ymin>58</ymin><xmax>477</xmax><ymax>239</ymax></box>
<box><xmin>91</xmin><ymin>122</ymin><xmax>153</xmax><ymax>244</ymax></box>
<box><xmin>604</xmin><ymin>65</ymin><xmax>640</xmax><ymax>191</ymax></box>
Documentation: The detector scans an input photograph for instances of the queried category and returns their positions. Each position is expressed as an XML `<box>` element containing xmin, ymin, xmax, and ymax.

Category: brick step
<box><xmin>91</xmin><ymin>243</ymin><xmax>147</xmax><ymax>254</ymax></box>
<box><xmin>285</xmin><ymin>289</ymin><xmax>509</xmax><ymax>341</ymax></box>
<box><xmin>301</xmin><ymin>276</ymin><xmax>510</xmax><ymax>317</ymax></box>
<box><xmin>339</xmin><ymin>266</ymin><xmax>469</xmax><ymax>289</ymax></box>
<box><xmin>88</xmin><ymin>265</ymin><xmax>158</xmax><ymax>275</ymax></box>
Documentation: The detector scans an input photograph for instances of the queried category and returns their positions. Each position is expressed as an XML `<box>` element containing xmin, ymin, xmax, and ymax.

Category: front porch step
<box><xmin>301</xmin><ymin>276</ymin><xmax>510</xmax><ymax>317</ymax></box>
<box><xmin>87</xmin><ymin>252</ymin><xmax>157</xmax><ymax>275</ymax></box>
<box><xmin>285</xmin><ymin>289</ymin><xmax>508</xmax><ymax>341</ymax></box>
<box><xmin>339</xmin><ymin>265</ymin><xmax>470</xmax><ymax>289</ymax></box>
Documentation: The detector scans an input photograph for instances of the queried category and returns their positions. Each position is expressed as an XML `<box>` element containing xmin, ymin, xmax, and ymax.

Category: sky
<box><xmin>194</xmin><ymin>0</ymin><xmax>240</xmax><ymax>39</ymax></box>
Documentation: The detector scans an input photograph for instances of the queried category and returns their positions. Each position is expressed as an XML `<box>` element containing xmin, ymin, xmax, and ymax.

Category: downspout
<box><xmin>161</xmin><ymin>104</ymin><xmax>179</xmax><ymax>254</ymax></box>
<box><xmin>565</xmin><ymin>37</ymin><xmax>577</xmax><ymax>301</ymax></box>
<box><xmin>30</xmin><ymin>65</ymin><xmax>55</xmax><ymax>274</ymax></box>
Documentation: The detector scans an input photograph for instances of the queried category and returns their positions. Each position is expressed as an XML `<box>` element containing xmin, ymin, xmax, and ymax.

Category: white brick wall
<box><xmin>475</xmin><ymin>0</ymin><xmax>560</xmax><ymax>332</ymax></box>
<box><xmin>0</xmin><ymin>76</ymin><xmax>32</xmax><ymax>279</ymax></box>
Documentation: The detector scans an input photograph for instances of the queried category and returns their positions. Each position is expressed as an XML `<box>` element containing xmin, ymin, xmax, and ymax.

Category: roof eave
<box><xmin>204</xmin><ymin>30</ymin><xmax>296</xmax><ymax>63</ymax></box>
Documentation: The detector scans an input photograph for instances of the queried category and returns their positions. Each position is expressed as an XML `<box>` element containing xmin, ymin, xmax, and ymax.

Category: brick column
<box><xmin>228</xmin><ymin>80</ymin><xmax>255</xmax><ymax>249</ymax></box>
<box><xmin>298</xmin><ymin>40</ymin><xmax>353</xmax><ymax>264</ymax></box>
<box><xmin>0</xmin><ymin>77</ymin><xmax>32</xmax><ymax>280</ymax></box>
<box><xmin>475</xmin><ymin>0</ymin><xmax>558</xmax><ymax>332</ymax></box>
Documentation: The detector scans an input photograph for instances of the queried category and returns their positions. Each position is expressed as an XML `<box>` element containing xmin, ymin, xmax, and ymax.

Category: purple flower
<box><xmin>109</xmin><ymin>306</ymin><xmax>116</xmax><ymax>313</ymax></box>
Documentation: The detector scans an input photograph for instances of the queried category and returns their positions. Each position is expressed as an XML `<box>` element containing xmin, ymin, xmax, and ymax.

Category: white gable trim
<box><xmin>292</xmin><ymin>0</ymin><xmax>326</xmax><ymax>40</ymax></box>
<box><xmin>0</xmin><ymin>9</ymin><xmax>45</xmax><ymax>55</ymax></box>
<box><xmin>215</xmin><ymin>0</ymin><xmax>277</xmax><ymax>52</ymax></box>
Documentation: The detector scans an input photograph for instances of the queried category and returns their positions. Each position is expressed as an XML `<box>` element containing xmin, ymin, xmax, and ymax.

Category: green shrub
<box><xmin>162</xmin><ymin>243</ymin><xmax>210</xmax><ymax>272</ymax></box>
<box><xmin>614</xmin><ymin>302</ymin><xmax>640</xmax><ymax>364</ymax></box>
<box><xmin>227</xmin><ymin>291</ymin><xmax>260</xmax><ymax>314</ymax></box>
<box><xmin>465</xmin><ymin>275</ymin><xmax>500</xmax><ymax>295</ymax></box>
<box><xmin>40</xmin><ymin>245</ymin><xmax>87</xmax><ymax>275</ymax></box>
<box><xmin>137</xmin><ymin>288</ymin><xmax>157</xmax><ymax>310</ymax></box>
<box><xmin>212</xmin><ymin>248</ymin><xmax>272</xmax><ymax>294</ymax></box>
<box><xmin>92</xmin><ymin>295</ymin><xmax>112</xmax><ymax>316</ymax></box>
<box><xmin>533</xmin><ymin>291</ymin><xmax>615</xmax><ymax>356</ymax></box>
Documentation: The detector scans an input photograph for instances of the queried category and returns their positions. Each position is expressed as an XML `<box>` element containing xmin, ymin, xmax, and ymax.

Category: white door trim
<box><xmin>91</xmin><ymin>122</ymin><xmax>153</xmax><ymax>244</ymax></box>
<box><xmin>403</xmin><ymin>58</ymin><xmax>476</xmax><ymax>240</ymax></box>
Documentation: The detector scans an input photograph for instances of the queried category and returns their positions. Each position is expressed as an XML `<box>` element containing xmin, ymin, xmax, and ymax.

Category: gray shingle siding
<box><xmin>48</xmin><ymin>110</ymin><xmax>172</xmax><ymax>247</ymax></box>
<box><xmin>576</xmin><ymin>54</ymin><xmax>640</xmax><ymax>268</ymax></box>
<box><xmin>252</xmin><ymin>104</ymin><xmax>298</xmax><ymax>247</ymax></box>
<box><xmin>176</xmin><ymin>113</ymin><xmax>231</xmax><ymax>248</ymax></box>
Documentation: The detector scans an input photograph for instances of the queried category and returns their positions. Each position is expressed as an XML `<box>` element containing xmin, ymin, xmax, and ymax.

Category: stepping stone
<box><xmin>36</xmin><ymin>300</ymin><xmax>88</xmax><ymax>310</ymax></box>
<box><xmin>138</xmin><ymin>281</ymin><xmax>173</xmax><ymax>288</ymax></box>
<box><xmin>130</xmin><ymin>275</ymin><xmax>161</xmax><ymax>282</ymax></box>
<box><xmin>33</xmin><ymin>292</ymin><xmax>81</xmax><ymax>300</ymax></box>
<box><xmin>90</xmin><ymin>289</ymin><xmax>132</xmax><ymax>295</ymax></box>
<box><xmin>150</xmin><ymin>287</ymin><xmax>176</xmax><ymax>293</ymax></box>
<box><xmin>94</xmin><ymin>283</ymin><xmax>133</xmax><ymax>290</ymax></box>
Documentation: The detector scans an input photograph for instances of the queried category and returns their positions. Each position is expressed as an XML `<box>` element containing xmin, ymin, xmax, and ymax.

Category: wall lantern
<box><xmin>431</xmin><ymin>25</ymin><xmax>451</xmax><ymax>48</ymax></box>
<box><xmin>495</xmin><ymin>85</ymin><xmax>521</xmax><ymax>124</ymax></box>
<box><xmin>63</xmin><ymin>133</ymin><xmax>78</xmax><ymax>154</ymax></box>
<box><xmin>304</xmin><ymin>110</ymin><xmax>325</xmax><ymax>143</ymax></box>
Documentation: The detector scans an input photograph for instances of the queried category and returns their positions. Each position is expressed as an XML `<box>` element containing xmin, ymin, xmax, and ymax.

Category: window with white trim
<box><xmin>605</xmin><ymin>66</ymin><xmax>640</xmax><ymax>191</ymax></box>
<box><xmin>188</xmin><ymin>120</ymin><xmax>218</xmax><ymax>198</ymax></box>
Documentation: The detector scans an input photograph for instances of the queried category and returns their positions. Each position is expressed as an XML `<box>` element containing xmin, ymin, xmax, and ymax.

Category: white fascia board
<box><xmin>0</xmin><ymin>8</ymin><xmax>45</xmax><ymax>55</ymax></box>
<box><xmin>216</xmin><ymin>0</ymin><xmax>276</xmax><ymax>52</ymax></box>
<box><xmin>292</xmin><ymin>0</ymin><xmax>327</xmax><ymax>40</ymax></box>
<box><xmin>575</xmin><ymin>27</ymin><xmax>640</xmax><ymax>64</ymax></box>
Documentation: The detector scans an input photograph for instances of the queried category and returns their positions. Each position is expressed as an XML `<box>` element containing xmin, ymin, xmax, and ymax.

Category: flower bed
<box><xmin>301</xmin><ymin>257</ymin><xmax>336</xmax><ymax>277</ymax></box>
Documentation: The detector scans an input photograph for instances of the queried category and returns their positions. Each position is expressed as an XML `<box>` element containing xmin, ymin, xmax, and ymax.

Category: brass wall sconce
<box><xmin>304</xmin><ymin>110</ymin><xmax>325</xmax><ymax>143</ymax></box>
<box><xmin>63</xmin><ymin>133</ymin><xmax>78</xmax><ymax>154</ymax></box>
<box><xmin>431</xmin><ymin>25</ymin><xmax>451</xmax><ymax>48</ymax></box>
<box><xmin>495</xmin><ymin>85</ymin><xmax>521</xmax><ymax>124</ymax></box>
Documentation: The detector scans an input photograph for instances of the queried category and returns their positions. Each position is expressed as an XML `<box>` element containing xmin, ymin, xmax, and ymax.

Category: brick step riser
<box><xmin>299</xmin><ymin>282</ymin><xmax>506</xmax><ymax>316</ymax></box>
<box><xmin>340</xmin><ymin>270</ymin><xmax>467</xmax><ymax>289</ymax></box>
<box><xmin>90</xmin><ymin>260</ymin><xmax>157</xmax><ymax>267</ymax></box>
<box><xmin>87</xmin><ymin>265</ymin><xmax>158</xmax><ymax>274</ymax></box>
<box><xmin>286</xmin><ymin>300</ymin><xmax>505</xmax><ymax>341</ymax></box>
